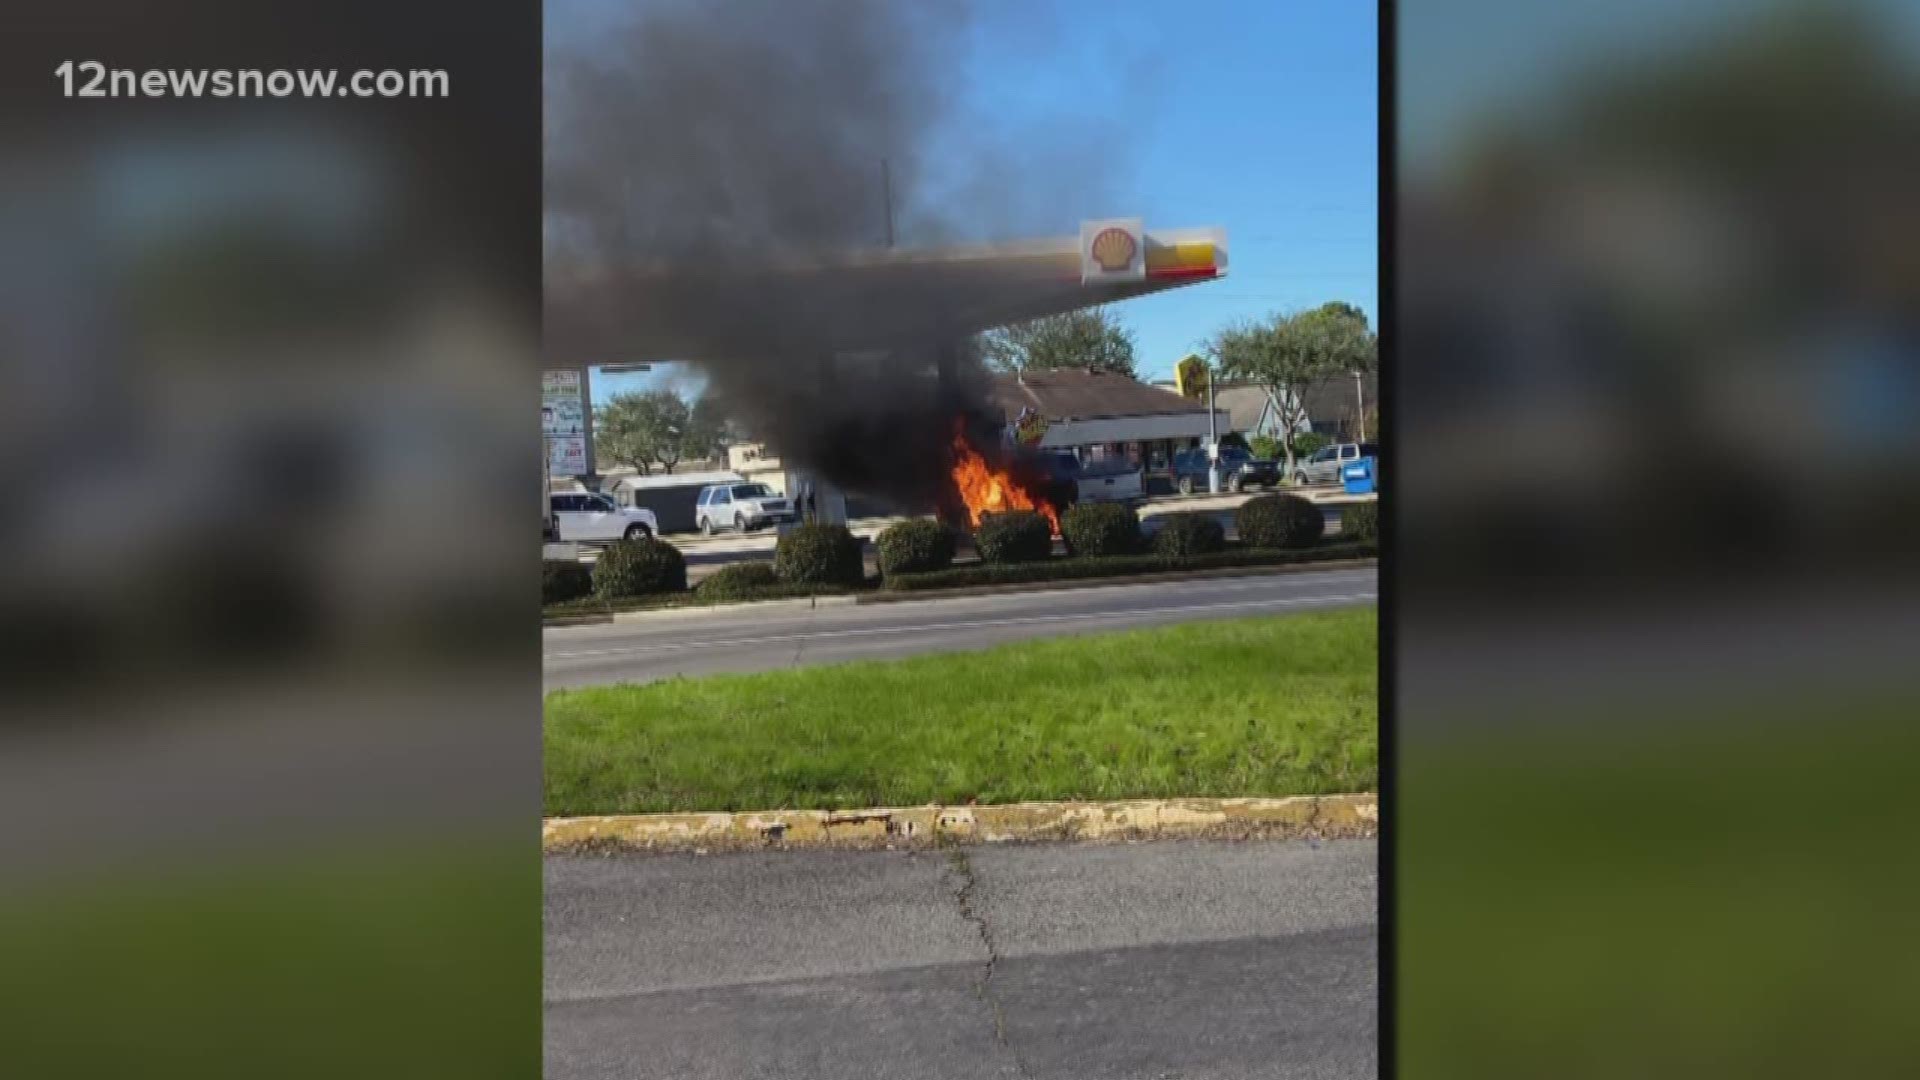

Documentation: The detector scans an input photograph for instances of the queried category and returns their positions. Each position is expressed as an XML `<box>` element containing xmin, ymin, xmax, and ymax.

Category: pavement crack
<box><xmin>942</xmin><ymin>847</ymin><xmax>1031</xmax><ymax>1078</ymax></box>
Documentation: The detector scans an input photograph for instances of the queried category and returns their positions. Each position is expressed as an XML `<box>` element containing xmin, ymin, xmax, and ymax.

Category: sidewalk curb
<box><xmin>543</xmin><ymin>793</ymin><xmax>1378</xmax><ymax>853</ymax></box>
<box><xmin>608</xmin><ymin>594</ymin><xmax>856</xmax><ymax>623</ymax></box>
<box><xmin>543</xmin><ymin>593</ymin><xmax>859</xmax><ymax>628</ymax></box>
<box><xmin>855</xmin><ymin>558</ymin><xmax>1378</xmax><ymax>604</ymax></box>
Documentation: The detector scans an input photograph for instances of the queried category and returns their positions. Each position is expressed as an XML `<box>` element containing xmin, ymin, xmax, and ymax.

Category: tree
<box><xmin>979</xmin><ymin>306</ymin><xmax>1138</xmax><ymax>377</ymax></box>
<box><xmin>594</xmin><ymin>389</ymin><xmax>693</xmax><ymax>475</ymax></box>
<box><xmin>1208</xmin><ymin>302</ymin><xmax>1376</xmax><ymax>480</ymax></box>
<box><xmin>1316</xmin><ymin>300</ymin><xmax>1378</xmax><ymax>440</ymax></box>
<box><xmin>682</xmin><ymin>393</ymin><xmax>731</xmax><ymax>465</ymax></box>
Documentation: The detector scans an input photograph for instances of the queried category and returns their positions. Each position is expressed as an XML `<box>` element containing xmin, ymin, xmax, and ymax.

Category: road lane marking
<box><xmin>544</xmin><ymin>591</ymin><xmax>1376</xmax><ymax>664</ymax></box>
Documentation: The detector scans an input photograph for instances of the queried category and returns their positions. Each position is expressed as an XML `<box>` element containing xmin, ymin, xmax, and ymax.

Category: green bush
<box><xmin>1236</xmin><ymin>493</ymin><xmax>1325</xmax><ymax>549</ymax></box>
<box><xmin>875</xmin><ymin>518</ymin><xmax>957</xmax><ymax>576</ymax></box>
<box><xmin>695</xmin><ymin>561</ymin><xmax>780</xmax><ymax>600</ymax></box>
<box><xmin>543</xmin><ymin>559</ymin><xmax>593</xmax><ymax>605</ymax></box>
<box><xmin>592</xmin><ymin>538</ymin><xmax>688</xmax><ymax>598</ymax></box>
<box><xmin>1151</xmin><ymin>512</ymin><xmax>1227</xmax><ymax>556</ymax></box>
<box><xmin>1249</xmin><ymin>435</ymin><xmax>1283</xmax><ymax>461</ymax></box>
<box><xmin>1292</xmin><ymin>432</ymin><xmax>1332</xmax><ymax>461</ymax></box>
<box><xmin>774</xmin><ymin>522</ymin><xmax>865</xmax><ymax>586</ymax></box>
<box><xmin>884</xmin><ymin>540</ymin><xmax>1377</xmax><ymax>592</ymax></box>
<box><xmin>973</xmin><ymin>510</ymin><xmax>1055</xmax><ymax>564</ymax></box>
<box><xmin>1341</xmin><ymin>502</ymin><xmax>1379</xmax><ymax>542</ymax></box>
<box><xmin>1060</xmin><ymin>502</ymin><xmax>1140</xmax><ymax>558</ymax></box>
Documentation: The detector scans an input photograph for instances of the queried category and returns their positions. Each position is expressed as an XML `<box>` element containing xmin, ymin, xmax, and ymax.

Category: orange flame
<box><xmin>950</xmin><ymin>426</ymin><xmax>1061</xmax><ymax>534</ymax></box>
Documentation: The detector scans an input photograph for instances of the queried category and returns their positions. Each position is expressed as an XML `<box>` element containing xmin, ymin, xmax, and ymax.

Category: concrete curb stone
<box><xmin>544</xmin><ymin>793</ymin><xmax>1378</xmax><ymax>854</ymax></box>
<box><xmin>856</xmin><ymin>558</ymin><xmax>1378</xmax><ymax>604</ymax></box>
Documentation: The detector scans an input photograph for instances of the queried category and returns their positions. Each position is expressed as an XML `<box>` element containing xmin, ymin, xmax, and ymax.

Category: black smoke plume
<box><xmin>543</xmin><ymin>0</ymin><xmax>1111</xmax><ymax>516</ymax></box>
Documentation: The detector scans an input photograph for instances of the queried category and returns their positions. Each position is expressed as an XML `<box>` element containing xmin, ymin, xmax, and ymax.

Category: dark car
<box><xmin>1038</xmin><ymin>452</ymin><xmax>1084</xmax><ymax>512</ymax></box>
<box><xmin>1171</xmin><ymin>446</ymin><xmax>1280</xmax><ymax>494</ymax></box>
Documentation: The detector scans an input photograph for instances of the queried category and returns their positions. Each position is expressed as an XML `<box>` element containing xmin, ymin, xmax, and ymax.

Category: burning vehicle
<box><xmin>947</xmin><ymin>420</ymin><xmax>1069</xmax><ymax>535</ymax></box>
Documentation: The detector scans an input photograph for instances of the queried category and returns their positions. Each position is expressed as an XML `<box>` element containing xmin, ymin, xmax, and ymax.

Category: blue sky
<box><xmin>1049</xmin><ymin>0</ymin><xmax>1378</xmax><ymax>380</ymax></box>
<box><xmin>569</xmin><ymin>0</ymin><xmax>1377</xmax><ymax>402</ymax></box>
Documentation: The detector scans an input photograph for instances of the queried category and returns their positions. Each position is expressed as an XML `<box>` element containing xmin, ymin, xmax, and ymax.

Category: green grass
<box><xmin>544</xmin><ymin>608</ymin><xmax>1377</xmax><ymax>815</ymax></box>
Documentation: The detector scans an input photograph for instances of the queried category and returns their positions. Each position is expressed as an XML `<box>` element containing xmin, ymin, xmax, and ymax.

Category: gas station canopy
<box><xmin>544</xmin><ymin>223</ymin><xmax>1227</xmax><ymax>365</ymax></box>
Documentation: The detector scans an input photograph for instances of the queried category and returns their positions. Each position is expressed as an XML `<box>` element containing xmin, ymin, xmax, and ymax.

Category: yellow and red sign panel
<box><xmin>1146</xmin><ymin>240</ymin><xmax>1221</xmax><ymax>280</ymax></box>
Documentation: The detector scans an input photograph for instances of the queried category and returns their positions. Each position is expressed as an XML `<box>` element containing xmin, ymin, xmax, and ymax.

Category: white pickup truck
<box><xmin>1051</xmin><ymin>452</ymin><xmax>1143</xmax><ymax>505</ymax></box>
<box><xmin>548</xmin><ymin>491</ymin><xmax>660</xmax><ymax>543</ymax></box>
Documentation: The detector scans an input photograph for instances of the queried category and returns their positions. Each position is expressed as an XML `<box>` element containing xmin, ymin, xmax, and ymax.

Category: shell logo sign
<box><xmin>1080</xmin><ymin>218</ymin><xmax>1145</xmax><ymax>283</ymax></box>
<box><xmin>1089</xmin><ymin>227</ymin><xmax>1137</xmax><ymax>273</ymax></box>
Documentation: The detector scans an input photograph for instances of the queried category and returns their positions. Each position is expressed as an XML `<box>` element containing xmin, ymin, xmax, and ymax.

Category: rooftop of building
<box><xmin>989</xmin><ymin>368</ymin><xmax>1210</xmax><ymax>422</ymax></box>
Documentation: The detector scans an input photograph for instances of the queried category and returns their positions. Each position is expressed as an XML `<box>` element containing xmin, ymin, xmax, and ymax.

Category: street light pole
<box><xmin>1353</xmin><ymin>370</ymin><xmax>1366</xmax><ymax>440</ymax></box>
<box><xmin>1206</xmin><ymin>361</ymin><xmax>1220</xmax><ymax>495</ymax></box>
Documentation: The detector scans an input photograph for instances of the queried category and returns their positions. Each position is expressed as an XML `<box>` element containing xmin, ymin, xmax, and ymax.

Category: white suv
<box><xmin>548</xmin><ymin>492</ymin><xmax>659</xmax><ymax>542</ymax></box>
<box><xmin>696</xmin><ymin>482</ymin><xmax>794</xmax><ymax>534</ymax></box>
<box><xmin>1295</xmin><ymin>442</ymin><xmax>1378</xmax><ymax>486</ymax></box>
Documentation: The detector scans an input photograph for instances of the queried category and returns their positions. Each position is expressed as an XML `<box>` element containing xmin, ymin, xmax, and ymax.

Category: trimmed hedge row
<box><xmin>774</xmin><ymin>523</ymin><xmax>865</xmax><ymax>586</ymax></box>
<box><xmin>1150</xmin><ymin>512</ymin><xmax>1226</xmax><ymax>557</ymax></box>
<box><xmin>974</xmin><ymin>510</ymin><xmax>1054</xmax><ymax>564</ymax></box>
<box><xmin>1236</xmin><ymin>493</ymin><xmax>1324</xmax><ymax>549</ymax></box>
<box><xmin>1341</xmin><ymin>502</ymin><xmax>1379</xmax><ymax>542</ymax></box>
<box><xmin>543</xmin><ymin>559</ymin><xmax>593</xmax><ymax>605</ymax></box>
<box><xmin>592</xmin><ymin>538</ymin><xmax>688</xmax><ymax>598</ymax></box>
<box><xmin>1060</xmin><ymin>502</ymin><xmax>1140</xmax><ymax>558</ymax></box>
<box><xmin>695</xmin><ymin>560</ymin><xmax>779</xmax><ymax>600</ymax></box>
<box><xmin>875</xmin><ymin>518</ymin><xmax>956</xmax><ymax>576</ymax></box>
<box><xmin>882</xmin><ymin>540</ymin><xmax>1377</xmax><ymax>592</ymax></box>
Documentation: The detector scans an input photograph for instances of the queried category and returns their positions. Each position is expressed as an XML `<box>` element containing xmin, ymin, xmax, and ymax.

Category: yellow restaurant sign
<box><xmin>1173</xmin><ymin>354</ymin><xmax>1211</xmax><ymax>398</ymax></box>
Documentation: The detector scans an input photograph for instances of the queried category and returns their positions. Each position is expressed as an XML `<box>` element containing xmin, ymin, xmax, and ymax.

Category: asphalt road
<box><xmin>543</xmin><ymin>566</ymin><xmax>1378</xmax><ymax>690</ymax></box>
<box><xmin>546</xmin><ymin>839</ymin><xmax>1378</xmax><ymax>1080</ymax></box>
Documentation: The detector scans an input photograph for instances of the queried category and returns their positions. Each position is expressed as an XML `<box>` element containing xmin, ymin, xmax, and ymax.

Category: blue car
<box><xmin>1170</xmin><ymin>447</ymin><xmax>1279</xmax><ymax>495</ymax></box>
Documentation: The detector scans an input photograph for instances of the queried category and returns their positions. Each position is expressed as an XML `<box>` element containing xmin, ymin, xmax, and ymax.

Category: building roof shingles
<box><xmin>1212</xmin><ymin>385</ymin><xmax>1274</xmax><ymax>432</ymax></box>
<box><xmin>989</xmin><ymin>369</ymin><xmax>1206</xmax><ymax>422</ymax></box>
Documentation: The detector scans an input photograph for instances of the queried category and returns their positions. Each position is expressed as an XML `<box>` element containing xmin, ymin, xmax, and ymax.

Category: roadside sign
<box><xmin>1173</xmin><ymin>354</ymin><xmax>1210</xmax><ymax>398</ymax></box>
<box><xmin>543</xmin><ymin>370</ymin><xmax>588</xmax><ymax>477</ymax></box>
<box><xmin>1009</xmin><ymin>406</ymin><xmax>1051</xmax><ymax>447</ymax></box>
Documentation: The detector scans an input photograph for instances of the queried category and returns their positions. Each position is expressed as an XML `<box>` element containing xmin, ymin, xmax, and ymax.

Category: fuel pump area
<box><xmin>542</xmin><ymin>220</ymin><xmax>1229</xmax><ymax>538</ymax></box>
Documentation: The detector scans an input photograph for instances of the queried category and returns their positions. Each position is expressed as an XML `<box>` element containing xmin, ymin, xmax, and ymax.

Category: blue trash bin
<box><xmin>1342</xmin><ymin>456</ymin><xmax>1376</xmax><ymax>495</ymax></box>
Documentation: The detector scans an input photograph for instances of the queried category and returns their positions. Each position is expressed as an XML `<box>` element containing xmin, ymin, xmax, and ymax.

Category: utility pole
<box><xmin>1206</xmin><ymin>361</ymin><xmax>1220</xmax><ymax>494</ymax></box>
<box><xmin>880</xmin><ymin>157</ymin><xmax>895</xmax><ymax>249</ymax></box>
<box><xmin>1353</xmin><ymin>369</ymin><xmax>1366</xmax><ymax>440</ymax></box>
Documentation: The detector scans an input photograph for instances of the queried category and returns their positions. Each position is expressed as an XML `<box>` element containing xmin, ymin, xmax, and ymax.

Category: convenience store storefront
<box><xmin>993</xmin><ymin>368</ymin><xmax>1226</xmax><ymax>486</ymax></box>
